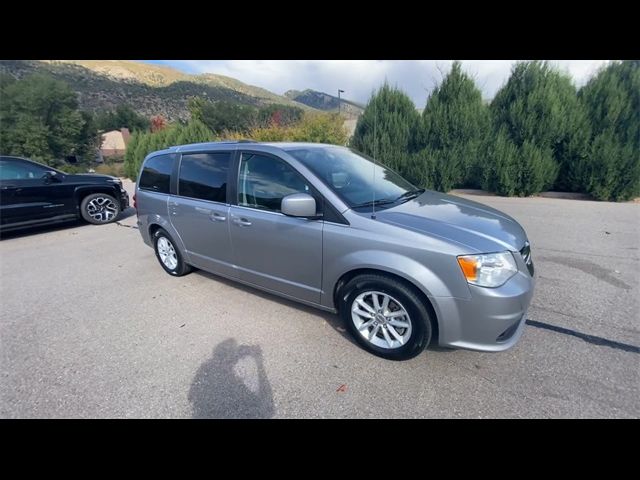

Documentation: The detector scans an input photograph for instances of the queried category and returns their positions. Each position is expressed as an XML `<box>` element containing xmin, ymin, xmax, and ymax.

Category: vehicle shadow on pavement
<box><xmin>0</xmin><ymin>207</ymin><xmax>136</xmax><ymax>241</ymax></box>
<box><xmin>0</xmin><ymin>219</ymin><xmax>83</xmax><ymax>240</ymax></box>
<box><xmin>194</xmin><ymin>270</ymin><xmax>359</xmax><ymax>348</ymax></box>
<box><xmin>188</xmin><ymin>338</ymin><xmax>275</xmax><ymax>419</ymax></box>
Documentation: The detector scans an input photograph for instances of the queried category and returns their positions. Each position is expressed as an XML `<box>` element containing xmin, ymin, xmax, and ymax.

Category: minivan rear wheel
<box><xmin>153</xmin><ymin>228</ymin><xmax>192</xmax><ymax>277</ymax></box>
<box><xmin>339</xmin><ymin>274</ymin><xmax>432</xmax><ymax>360</ymax></box>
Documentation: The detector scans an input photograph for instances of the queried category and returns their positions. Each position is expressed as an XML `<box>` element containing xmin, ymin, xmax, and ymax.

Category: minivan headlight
<box><xmin>457</xmin><ymin>251</ymin><xmax>518</xmax><ymax>288</ymax></box>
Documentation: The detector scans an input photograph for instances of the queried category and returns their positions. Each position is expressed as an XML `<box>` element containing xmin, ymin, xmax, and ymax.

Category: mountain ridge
<box><xmin>0</xmin><ymin>60</ymin><xmax>315</xmax><ymax>122</ymax></box>
<box><xmin>285</xmin><ymin>89</ymin><xmax>364</xmax><ymax>118</ymax></box>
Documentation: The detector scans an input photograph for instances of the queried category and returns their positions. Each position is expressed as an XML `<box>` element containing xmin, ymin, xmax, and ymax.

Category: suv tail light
<box><xmin>133</xmin><ymin>193</ymin><xmax>137</xmax><ymax>210</ymax></box>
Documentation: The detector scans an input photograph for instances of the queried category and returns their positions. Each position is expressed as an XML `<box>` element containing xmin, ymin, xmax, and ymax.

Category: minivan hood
<box><xmin>372</xmin><ymin>190</ymin><xmax>528</xmax><ymax>253</ymax></box>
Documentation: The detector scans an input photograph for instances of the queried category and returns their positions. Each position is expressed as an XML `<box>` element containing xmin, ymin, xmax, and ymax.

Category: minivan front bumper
<box><xmin>434</xmin><ymin>269</ymin><xmax>535</xmax><ymax>352</ymax></box>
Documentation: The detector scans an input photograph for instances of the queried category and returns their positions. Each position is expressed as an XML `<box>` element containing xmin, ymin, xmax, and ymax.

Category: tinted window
<box><xmin>0</xmin><ymin>159</ymin><xmax>49</xmax><ymax>180</ymax></box>
<box><xmin>139</xmin><ymin>154</ymin><xmax>174</xmax><ymax>194</ymax></box>
<box><xmin>238</xmin><ymin>153</ymin><xmax>313</xmax><ymax>213</ymax></box>
<box><xmin>178</xmin><ymin>153</ymin><xmax>230</xmax><ymax>203</ymax></box>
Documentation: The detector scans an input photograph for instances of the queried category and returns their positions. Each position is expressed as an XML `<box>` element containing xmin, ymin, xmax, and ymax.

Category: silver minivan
<box><xmin>135</xmin><ymin>142</ymin><xmax>535</xmax><ymax>360</ymax></box>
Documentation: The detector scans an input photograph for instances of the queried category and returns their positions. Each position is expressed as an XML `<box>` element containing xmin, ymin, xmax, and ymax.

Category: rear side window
<box><xmin>178</xmin><ymin>152</ymin><xmax>230</xmax><ymax>203</ymax></box>
<box><xmin>139</xmin><ymin>154</ymin><xmax>175</xmax><ymax>193</ymax></box>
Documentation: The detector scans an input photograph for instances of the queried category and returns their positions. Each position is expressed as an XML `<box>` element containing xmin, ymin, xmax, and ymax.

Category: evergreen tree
<box><xmin>578</xmin><ymin>60</ymin><xmax>640</xmax><ymax>201</ymax></box>
<box><xmin>488</xmin><ymin>61</ymin><xmax>588</xmax><ymax>196</ymax></box>
<box><xmin>418</xmin><ymin>61</ymin><xmax>491</xmax><ymax>191</ymax></box>
<box><xmin>350</xmin><ymin>83</ymin><xmax>420</xmax><ymax>176</ymax></box>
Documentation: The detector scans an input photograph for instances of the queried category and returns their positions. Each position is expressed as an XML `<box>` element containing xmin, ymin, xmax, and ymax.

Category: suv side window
<box><xmin>139</xmin><ymin>154</ymin><xmax>174</xmax><ymax>194</ymax></box>
<box><xmin>0</xmin><ymin>159</ymin><xmax>49</xmax><ymax>180</ymax></box>
<box><xmin>238</xmin><ymin>153</ymin><xmax>315</xmax><ymax>213</ymax></box>
<box><xmin>178</xmin><ymin>153</ymin><xmax>230</xmax><ymax>203</ymax></box>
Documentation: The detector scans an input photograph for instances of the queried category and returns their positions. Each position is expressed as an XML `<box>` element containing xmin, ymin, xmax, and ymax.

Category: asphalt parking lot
<box><xmin>1</xmin><ymin>181</ymin><xmax>638</xmax><ymax>418</ymax></box>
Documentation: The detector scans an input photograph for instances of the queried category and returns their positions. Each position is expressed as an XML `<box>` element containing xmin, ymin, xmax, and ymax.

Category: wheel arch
<box><xmin>74</xmin><ymin>186</ymin><xmax>120</xmax><ymax>206</ymax></box>
<box><xmin>333</xmin><ymin>267</ymin><xmax>440</xmax><ymax>344</ymax></box>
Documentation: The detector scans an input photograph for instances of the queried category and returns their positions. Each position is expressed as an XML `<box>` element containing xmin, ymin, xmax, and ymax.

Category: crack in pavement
<box><xmin>115</xmin><ymin>222</ymin><xmax>138</xmax><ymax>229</ymax></box>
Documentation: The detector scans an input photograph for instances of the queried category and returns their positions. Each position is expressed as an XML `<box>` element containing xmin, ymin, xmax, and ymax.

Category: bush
<box><xmin>222</xmin><ymin>112</ymin><xmax>348</xmax><ymax>145</ymax></box>
<box><xmin>95</xmin><ymin>162</ymin><xmax>126</xmax><ymax>178</ymax></box>
<box><xmin>58</xmin><ymin>164</ymin><xmax>90</xmax><ymax>174</ymax></box>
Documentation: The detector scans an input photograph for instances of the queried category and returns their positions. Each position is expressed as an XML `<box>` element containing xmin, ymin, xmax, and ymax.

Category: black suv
<box><xmin>0</xmin><ymin>155</ymin><xmax>129</xmax><ymax>232</ymax></box>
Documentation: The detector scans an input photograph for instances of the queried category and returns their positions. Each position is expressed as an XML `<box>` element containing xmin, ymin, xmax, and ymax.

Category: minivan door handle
<box><xmin>232</xmin><ymin>217</ymin><xmax>252</xmax><ymax>227</ymax></box>
<box><xmin>195</xmin><ymin>206</ymin><xmax>211</xmax><ymax>215</ymax></box>
<box><xmin>211</xmin><ymin>212</ymin><xmax>227</xmax><ymax>222</ymax></box>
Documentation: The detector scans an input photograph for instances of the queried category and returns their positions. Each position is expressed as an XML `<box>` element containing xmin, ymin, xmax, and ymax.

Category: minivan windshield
<box><xmin>287</xmin><ymin>146</ymin><xmax>419</xmax><ymax>209</ymax></box>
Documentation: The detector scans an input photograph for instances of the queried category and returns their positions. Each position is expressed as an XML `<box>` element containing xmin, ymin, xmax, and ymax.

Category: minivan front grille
<box><xmin>520</xmin><ymin>241</ymin><xmax>534</xmax><ymax>276</ymax></box>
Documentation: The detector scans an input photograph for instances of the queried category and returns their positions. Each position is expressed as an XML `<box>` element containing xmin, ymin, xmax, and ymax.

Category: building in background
<box><xmin>98</xmin><ymin>128</ymin><xmax>131</xmax><ymax>162</ymax></box>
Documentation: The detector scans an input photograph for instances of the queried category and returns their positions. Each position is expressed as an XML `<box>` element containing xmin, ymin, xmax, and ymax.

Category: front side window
<box><xmin>0</xmin><ymin>159</ymin><xmax>49</xmax><ymax>180</ymax></box>
<box><xmin>287</xmin><ymin>146</ymin><xmax>416</xmax><ymax>209</ymax></box>
<box><xmin>237</xmin><ymin>153</ymin><xmax>312</xmax><ymax>213</ymax></box>
<box><xmin>178</xmin><ymin>152</ymin><xmax>230</xmax><ymax>203</ymax></box>
<box><xmin>139</xmin><ymin>154</ymin><xmax>175</xmax><ymax>194</ymax></box>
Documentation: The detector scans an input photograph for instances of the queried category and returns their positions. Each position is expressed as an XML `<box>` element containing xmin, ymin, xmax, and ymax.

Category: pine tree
<box><xmin>350</xmin><ymin>83</ymin><xmax>420</xmax><ymax>177</ymax></box>
<box><xmin>488</xmin><ymin>61</ymin><xmax>587</xmax><ymax>196</ymax></box>
<box><xmin>578</xmin><ymin>60</ymin><xmax>640</xmax><ymax>201</ymax></box>
<box><xmin>418</xmin><ymin>61</ymin><xmax>491</xmax><ymax>191</ymax></box>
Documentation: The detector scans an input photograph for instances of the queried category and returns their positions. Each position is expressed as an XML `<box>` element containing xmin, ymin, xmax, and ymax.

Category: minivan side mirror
<box><xmin>281</xmin><ymin>193</ymin><xmax>319</xmax><ymax>218</ymax></box>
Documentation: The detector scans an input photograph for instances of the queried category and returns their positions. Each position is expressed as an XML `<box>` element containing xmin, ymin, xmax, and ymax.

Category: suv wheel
<box><xmin>338</xmin><ymin>273</ymin><xmax>432</xmax><ymax>360</ymax></box>
<box><xmin>153</xmin><ymin>228</ymin><xmax>192</xmax><ymax>276</ymax></box>
<box><xmin>80</xmin><ymin>193</ymin><xmax>120</xmax><ymax>224</ymax></box>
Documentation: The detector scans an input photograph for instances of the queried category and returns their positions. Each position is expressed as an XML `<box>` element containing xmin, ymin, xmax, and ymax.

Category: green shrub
<box><xmin>95</xmin><ymin>162</ymin><xmax>126</xmax><ymax>177</ymax></box>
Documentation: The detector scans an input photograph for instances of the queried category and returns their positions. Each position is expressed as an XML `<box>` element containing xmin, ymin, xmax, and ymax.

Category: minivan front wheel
<box><xmin>153</xmin><ymin>228</ymin><xmax>192</xmax><ymax>276</ymax></box>
<box><xmin>339</xmin><ymin>274</ymin><xmax>432</xmax><ymax>360</ymax></box>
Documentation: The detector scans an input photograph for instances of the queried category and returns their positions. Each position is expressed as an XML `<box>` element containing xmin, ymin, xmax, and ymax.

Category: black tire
<box><xmin>153</xmin><ymin>228</ymin><xmax>192</xmax><ymax>277</ymax></box>
<box><xmin>80</xmin><ymin>193</ymin><xmax>121</xmax><ymax>225</ymax></box>
<box><xmin>338</xmin><ymin>273</ymin><xmax>432</xmax><ymax>360</ymax></box>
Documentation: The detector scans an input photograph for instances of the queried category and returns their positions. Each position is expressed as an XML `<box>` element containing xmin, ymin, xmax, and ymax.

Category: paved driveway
<box><xmin>1</xmin><ymin>182</ymin><xmax>638</xmax><ymax>418</ymax></box>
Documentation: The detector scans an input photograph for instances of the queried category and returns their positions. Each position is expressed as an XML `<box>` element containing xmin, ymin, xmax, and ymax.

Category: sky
<box><xmin>144</xmin><ymin>60</ymin><xmax>611</xmax><ymax>108</ymax></box>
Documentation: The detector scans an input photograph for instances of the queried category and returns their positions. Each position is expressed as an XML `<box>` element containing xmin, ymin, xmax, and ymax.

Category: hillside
<box><xmin>285</xmin><ymin>89</ymin><xmax>364</xmax><ymax>119</ymax></box>
<box><xmin>0</xmin><ymin>60</ymin><xmax>314</xmax><ymax>122</ymax></box>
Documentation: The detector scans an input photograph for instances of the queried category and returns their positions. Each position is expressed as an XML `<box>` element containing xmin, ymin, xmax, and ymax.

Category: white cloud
<box><xmin>152</xmin><ymin>60</ymin><xmax>611</xmax><ymax>108</ymax></box>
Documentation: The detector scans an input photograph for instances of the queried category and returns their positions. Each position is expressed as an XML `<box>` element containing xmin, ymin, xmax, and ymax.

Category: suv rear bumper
<box><xmin>433</xmin><ymin>270</ymin><xmax>535</xmax><ymax>352</ymax></box>
<box><xmin>118</xmin><ymin>187</ymin><xmax>130</xmax><ymax>210</ymax></box>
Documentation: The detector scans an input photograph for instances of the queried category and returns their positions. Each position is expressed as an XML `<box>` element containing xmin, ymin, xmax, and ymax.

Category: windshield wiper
<box><xmin>395</xmin><ymin>188</ymin><xmax>425</xmax><ymax>202</ymax></box>
<box><xmin>351</xmin><ymin>198</ymin><xmax>396</xmax><ymax>208</ymax></box>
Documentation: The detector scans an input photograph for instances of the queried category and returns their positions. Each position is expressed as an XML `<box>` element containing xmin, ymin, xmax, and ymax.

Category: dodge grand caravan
<box><xmin>135</xmin><ymin>142</ymin><xmax>535</xmax><ymax>360</ymax></box>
